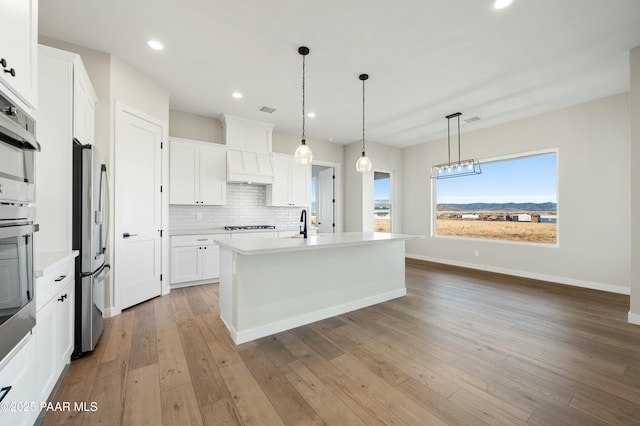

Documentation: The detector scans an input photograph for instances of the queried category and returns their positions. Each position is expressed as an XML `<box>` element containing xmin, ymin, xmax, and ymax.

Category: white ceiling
<box><xmin>39</xmin><ymin>0</ymin><xmax>640</xmax><ymax>148</ymax></box>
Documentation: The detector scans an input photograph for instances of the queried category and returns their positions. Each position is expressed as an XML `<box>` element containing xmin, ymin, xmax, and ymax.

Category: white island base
<box><xmin>218</xmin><ymin>232</ymin><xmax>421</xmax><ymax>344</ymax></box>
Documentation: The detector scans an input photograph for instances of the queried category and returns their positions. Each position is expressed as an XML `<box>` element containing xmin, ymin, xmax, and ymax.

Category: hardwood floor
<box><xmin>42</xmin><ymin>260</ymin><xmax>640</xmax><ymax>425</ymax></box>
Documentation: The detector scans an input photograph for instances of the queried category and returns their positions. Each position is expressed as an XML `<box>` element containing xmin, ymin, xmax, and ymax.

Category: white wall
<box><xmin>630</xmin><ymin>47</ymin><xmax>640</xmax><ymax>322</ymax></box>
<box><xmin>344</xmin><ymin>140</ymin><xmax>403</xmax><ymax>232</ymax></box>
<box><xmin>169</xmin><ymin>109</ymin><xmax>222</xmax><ymax>143</ymax></box>
<box><xmin>403</xmin><ymin>93</ymin><xmax>631</xmax><ymax>294</ymax></box>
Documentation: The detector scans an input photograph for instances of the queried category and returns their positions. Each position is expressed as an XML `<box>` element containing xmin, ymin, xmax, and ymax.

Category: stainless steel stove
<box><xmin>224</xmin><ymin>225</ymin><xmax>276</xmax><ymax>231</ymax></box>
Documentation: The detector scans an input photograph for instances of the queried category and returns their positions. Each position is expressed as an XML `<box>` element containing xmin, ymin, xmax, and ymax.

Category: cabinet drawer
<box><xmin>0</xmin><ymin>335</ymin><xmax>33</xmax><ymax>424</ymax></box>
<box><xmin>171</xmin><ymin>234</ymin><xmax>229</xmax><ymax>247</ymax></box>
<box><xmin>36</xmin><ymin>260</ymin><xmax>74</xmax><ymax>311</ymax></box>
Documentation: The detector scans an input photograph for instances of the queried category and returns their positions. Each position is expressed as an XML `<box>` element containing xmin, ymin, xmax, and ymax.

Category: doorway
<box><xmin>312</xmin><ymin>164</ymin><xmax>336</xmax><ymax>234</ymax></box>
<box><xmin>114</xmin><ymin>102</ymin><xmax>168</xmax><ymax>312</ymax></box>
<box><xmin>374</xmin><ymin>171</ymin><xmax>391</xmax><ymax>233</ymax></box>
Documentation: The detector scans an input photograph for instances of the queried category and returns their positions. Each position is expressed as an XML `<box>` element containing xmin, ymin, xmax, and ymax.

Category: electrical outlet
<box><xmin>197</xmin><ymin>212</ymin><xmax>203</xmax><ymax>220</ymax></box>
<box><xmin>474</xmin><ymin>249</ymin><xmax>480</xmax><ymax>257</ymax></box>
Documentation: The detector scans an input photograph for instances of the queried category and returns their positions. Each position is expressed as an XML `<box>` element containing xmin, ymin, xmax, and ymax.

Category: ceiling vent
<box><xmin>258</xmin><ymin>105</ymin><xmax>276</xmax><ymax>114</ymax></box>
<box><xmin>464</xmin><ymin>116</ymin><xmax>481</xmax><ymax>123</ymax></box>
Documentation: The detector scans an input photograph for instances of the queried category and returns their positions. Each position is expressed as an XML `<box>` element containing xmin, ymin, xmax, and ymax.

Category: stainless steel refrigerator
<box><xmin>72</xmin><ymin>141</ymin><xmax>110</xmax><ymax>358</ymax></box>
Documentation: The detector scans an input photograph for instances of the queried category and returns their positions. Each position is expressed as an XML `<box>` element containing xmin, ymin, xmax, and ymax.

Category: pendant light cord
<box><xmin>302</xmin><ymin>53</ymin><xmax>306</xmax><ymax>142</ymax></box>
<box><xmin>457</xmin><ymin>113</ymin><xmax>461</xmax><ymax>162</ymax></box>
<box><xmin>447</xmin><ymin>116</ymin><xmax>451</xmax><ymax>165</ymax></box>
<box><xmin>362</xmin><ymin>77</ymin><xmax>366</xmax><ymax>154</ymax></box>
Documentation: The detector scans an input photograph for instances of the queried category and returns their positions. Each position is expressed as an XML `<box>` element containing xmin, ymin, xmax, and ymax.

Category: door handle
<box><xmin>122</xmin><ymin>232</ymin><xmax>138</xmax><ymax>238</ymax></box>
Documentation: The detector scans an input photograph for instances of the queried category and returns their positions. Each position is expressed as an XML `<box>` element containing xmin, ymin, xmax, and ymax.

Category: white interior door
<box><xmin>317</xmin><ymin>167</ymin><xmax>334</xmax><ymax>233</ymax></box>
<box><xmin>114</xmin><ymin>105</ymin><xmax>164</xmax><ymax>310</ymax></box>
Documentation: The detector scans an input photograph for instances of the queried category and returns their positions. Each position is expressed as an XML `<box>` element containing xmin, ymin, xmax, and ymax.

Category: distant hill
<box><xmin>437</xmin><ymin>202</ymin><xmax>556</xmax><ymax>212</ymax></box>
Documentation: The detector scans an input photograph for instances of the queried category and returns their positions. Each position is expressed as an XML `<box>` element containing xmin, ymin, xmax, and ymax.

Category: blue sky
<box><xmin>436</xmin><ymin>153</ymin><xmax>557</xmax><ymax>204</ymax></box>
<box><xmin>375</xmin><ymin>177</ymin><xmax>390</xmax><ymax>200</ymax></box>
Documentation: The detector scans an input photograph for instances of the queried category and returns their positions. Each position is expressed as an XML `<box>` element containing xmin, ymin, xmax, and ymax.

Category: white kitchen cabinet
<box><xmin>36</xmin><ymin>45</ymin><xmax>97</xmax><ymax>253</ymax></box>
<box><xmin>0</xmin><ymin>0</ymin><xmax>38</xmax><ymax>110</ymax></box>
<box><xmin>170</xmin><ymin>234</ymin><xmax>229</xmax><ymax>286</ymax></box>
<box><xmin>169</xmin><ymin>138</ymin><xmax>226</xmax><ymax>205</ymax></box>
<box><xmin>35</xmin><ymin>257</ymin><xmax>75</xmax><ymax>407</ymax></box>
<box><xmin>0</xmin><ymin>335</ymin><xmax>37</xmax><ymax>426</ymax></box>
<box><xmin>72</xmin><ymin>59</ymin><xmax>97</xmax><ymax>144</ymax></box>
<box><xmin>267</xmin><ymin>153</ymin><xmax>310</xmax><ymax>207</ymax></box>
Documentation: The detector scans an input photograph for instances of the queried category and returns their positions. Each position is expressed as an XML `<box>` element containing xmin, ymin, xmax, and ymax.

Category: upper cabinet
<box><xmin>169</xmin><ymin>137</ymin><xmax>226</xmax><ymax>206</ymax></box>
<box><xmin>0</xmin><ymin>0</ymin><xmax>38</xmax><ymax>110</ymax></box>
<box><xmin>267</xmin><ymin>153</ymin><xmax>310</xmax><ymax>207</ymax></box>
<box><xmin>36</xmin><ymin>45</ymin><xmax>98</xmax><ymax>253</ymax></box>
<box><xmin>72</xmin><ymin>60</ymin><xmax>97</xmax><ymax>144</ymax></box>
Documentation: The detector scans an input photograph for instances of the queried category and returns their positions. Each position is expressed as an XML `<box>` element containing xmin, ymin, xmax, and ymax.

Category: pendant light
<box><xmin>294</xmin><ymin>46</ymin><xmax>313</xmax><ymax>164</ymax></box>
<box><xmin>431</xmin><ymin>112</ymin><xmax>481</xmax><ymax>179</ymax></box>
<box><xmin>355</xmin><ymin>73</ymin><xmax>372</xmax><ymax>173</ymax></box>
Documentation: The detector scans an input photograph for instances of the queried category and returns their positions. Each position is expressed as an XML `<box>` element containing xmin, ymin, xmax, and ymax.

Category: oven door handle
<box><xmin>0</xmin><ymin>112</ymin><xmax>41</xmax><ymax>151</ymax></box>
<box><xmin>0</xmin><ymin>223</ymin><xmax>38</xmax><ymax>239</ymax></box>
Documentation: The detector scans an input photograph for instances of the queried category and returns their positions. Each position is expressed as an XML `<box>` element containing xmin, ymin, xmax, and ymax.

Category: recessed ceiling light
<box><xmin>147</xmin><ymin>40</ymin><xmax>164</xmax><ymax>50</ymax></box>
<box><xmin>492</xmin><ymin>0</ymin><xmax>513</xmax><ymax>10</ymax></box>
<box><xmin>232</xmin><ymin>92</ymin><xmax>243</xmax><ymax>99</ymax></box>
<box><xmin>307</xmin><ymin>112</ymin><xmax>316</xmax><ymax>118</ymax></box>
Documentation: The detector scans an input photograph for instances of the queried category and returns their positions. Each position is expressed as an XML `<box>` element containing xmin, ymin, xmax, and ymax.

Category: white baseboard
<box><xmin>170</xmin><ymin>279</ymin><xmax>219</xmax><ymax>290</ymax></box>
<box><xmin>629</xmin><ymin>312</ymin><xmax>640</xmax><ymax>325</ymax></box>
<box><xmin>103</xmin><ymin>307</ymin><xmax>121</xmax><ymax>318</ymax></box>
<box><xmin>406</xmin><ymin>253</ymin><xmax>630</xmax><ymax>295</ymax></box>
<box><xmin>223</xmin><ymin>288</ymin><xmax>407</xmax><ymax>345</ymax></box>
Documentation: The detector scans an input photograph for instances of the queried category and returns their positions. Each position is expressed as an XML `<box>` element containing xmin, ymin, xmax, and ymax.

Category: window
<box><xmin>374</xmin><ymin>171</ymin><xmax>391</xmax><ymax>233</ymax></box>
<box><xmin>434</xmin><ymin>151</ymin><xmax>557</xmax><ymax>244</ymax></box>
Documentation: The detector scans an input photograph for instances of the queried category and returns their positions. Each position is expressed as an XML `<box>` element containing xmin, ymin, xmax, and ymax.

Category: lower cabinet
<box><xmin>170</xmin><ymin>234</ymin><xmax>230</xmax><ymax>286</ymax></box>
<box><xmin>0</xmin><ymin>336</ymin><xmax>36</xmax><ymax>426</ymax></box>
<box><xmin>34</xmin><ymin>258</ymin><xmax>75</xmax><ymax>409</ymax></box>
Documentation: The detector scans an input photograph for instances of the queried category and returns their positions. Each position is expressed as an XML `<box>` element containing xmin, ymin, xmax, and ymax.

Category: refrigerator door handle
<box><xmin>99</xmin><ymin>164</ymin><xmax>110</xmax><ymax>255</ymax></box>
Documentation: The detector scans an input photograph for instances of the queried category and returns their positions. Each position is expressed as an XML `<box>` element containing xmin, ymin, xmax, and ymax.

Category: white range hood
<box><xmin>226</xmin><ymin>149</ymin><xmax>274</xmax><ymax>184</ymax></box>
<box><xmin>222</xmin><ymin>114</ymin><xmax>275</xmax><ymax>185</ymax></box>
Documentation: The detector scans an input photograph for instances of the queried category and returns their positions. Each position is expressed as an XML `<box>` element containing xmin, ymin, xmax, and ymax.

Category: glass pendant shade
<box><xmin>355</xmin><ymin>152</ymin><xmax>372</xmax><ymax>172</ymax></box>
<box><xmin>295</xmin><ymin>140</ymin><xmax>313</xmax><ymax>165</ymax></box>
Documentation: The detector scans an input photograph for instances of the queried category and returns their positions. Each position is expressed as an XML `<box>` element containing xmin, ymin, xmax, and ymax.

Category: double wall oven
<box><xmin>0</xmin><ymin>91</ymin><xmax>39</xmax><ymax>362</ymax></box>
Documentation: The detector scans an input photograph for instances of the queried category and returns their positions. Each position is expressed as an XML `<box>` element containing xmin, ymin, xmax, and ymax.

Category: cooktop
<box><xmin>224</xmin><ymin>225</ymin><xmax>277</xmax><ymax>231</ymax></box>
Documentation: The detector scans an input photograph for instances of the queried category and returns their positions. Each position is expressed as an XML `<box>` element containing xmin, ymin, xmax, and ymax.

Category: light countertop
<box><xmin>35</xmin><ymin>250</ymin><xmax>79</xmax><ymax>277</ymax></box>
<box><xmin>216</xmin><ymin>232</ymin><xmax>424</xmax><ymax>255</ymax></box>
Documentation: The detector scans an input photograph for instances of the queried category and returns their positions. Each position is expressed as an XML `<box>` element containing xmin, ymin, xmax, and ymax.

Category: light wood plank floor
<box><xmin>42</xmin><ymin>260</ymin><xmax>640</xmax><ymax>425</ymax></box>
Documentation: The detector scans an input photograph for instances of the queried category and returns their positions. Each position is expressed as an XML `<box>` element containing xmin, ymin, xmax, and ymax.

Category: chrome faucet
<box><xmin>300</xmin><ymin>209</ymin><xmax>308</xmax><ymax>239</ymax></box>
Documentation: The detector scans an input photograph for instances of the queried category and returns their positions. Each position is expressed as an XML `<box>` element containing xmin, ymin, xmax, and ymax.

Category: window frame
<box><xmin>431</xmin><ymin>148</ymin><xmax>560</xmax><ymax>247</ymax></box>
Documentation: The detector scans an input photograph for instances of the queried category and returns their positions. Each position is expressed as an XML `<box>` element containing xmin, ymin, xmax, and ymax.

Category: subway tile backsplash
<box><xmin>169</xmin><ymin>183</ymin><xmax>302</xmax><ymax>230</ymax></box>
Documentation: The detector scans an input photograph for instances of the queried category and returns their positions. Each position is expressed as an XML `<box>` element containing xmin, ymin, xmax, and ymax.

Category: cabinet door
<box><xmin>267</xmin><ymin>154</ymin><xmax>291</xmax><ymax>206</ymax></box>
<box><xmin>57</xmin><ymin>281</ymin><xmax>75</xmax><ymax>367</ymax></box>
<box><xmin>0</xmin><ymin>0</ymin><xmax>37</xmax><ymax>108</ymax></box>
<box><xmin>199</xmin><ymin>144</ymin><xmax>226</xmax><ymax>205</ymax></box>
<box><xmin>170</xmin><ymin>246</ymin><xmax>200</xmax><ymax>283</ymax></box>
<box><xmin>35</xmin><ymin>298</ymin><xmax>58</xmax><ymax>404</ymax></box>
<box><xmin>169</xmin><ymin>140</ymin><xmax>200</xmax><ymax>205</ymax></box>
<box><xmin>290</xmin><ymin>162</ymin><xmax>310</xmax><ymax>207</ymax></box>
<box><xmin>201</xmin><ymin>244</ymin><xmax>220</xmax><ymax>280</ymax></box>
<box><xmin>73</xmin><ymin>65</ymin><xmax>97</xmax><ymax>145</ymax></box>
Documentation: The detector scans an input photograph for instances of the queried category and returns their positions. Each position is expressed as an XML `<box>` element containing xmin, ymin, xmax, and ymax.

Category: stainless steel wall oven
<box><xmin>0</xmin><ymin>90</ymin><xmax>39</xmax><ymax>362</ymax></box>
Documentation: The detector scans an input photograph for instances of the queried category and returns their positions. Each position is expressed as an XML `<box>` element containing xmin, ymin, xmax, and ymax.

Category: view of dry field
<box><xmin>375</xmin><ymin>218</ymin><xmax>390</xmax><ymax>232</ymax></box>
<box><xmin>437</xmin><ymin>219</ymin><xmax>557</xmax><ymax>243</ymax></box>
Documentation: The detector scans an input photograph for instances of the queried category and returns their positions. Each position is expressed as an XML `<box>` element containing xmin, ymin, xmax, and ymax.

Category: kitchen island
<box><xmin>217</xmin><ymin>232</ymin><xmax>423</xmax><ymax>344</ymax></box>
